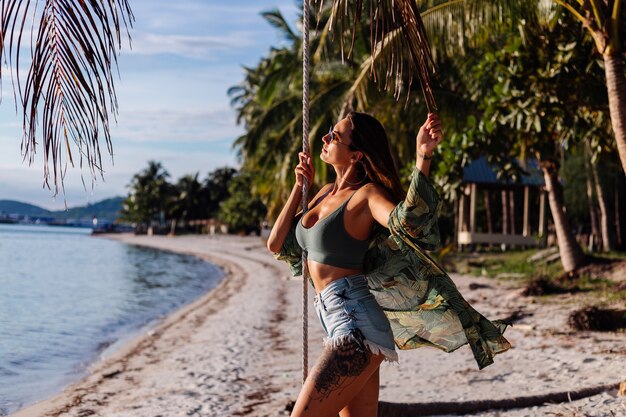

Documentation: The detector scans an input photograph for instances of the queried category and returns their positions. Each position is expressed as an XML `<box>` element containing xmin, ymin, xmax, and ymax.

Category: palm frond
<box><xmin>420</xmin><ymin>0</ymin><xmax>560</xmax><ymax>60</ymax></box>
<box><xmin>0</xmin><ymin>0</ymin><xmax>133</xmax><ymax>194</ymax></box>
<box><xmin>339</xmin><ymin>27</ymin><xmax>403</xmax><ymax>115</ymax></box>
<box><xmin>319</xmin><ymin>0</ymin><xmax>438</xmax><ymax>111</ymax></box>
<box><xmin>262</xmin><ymin>8</ymin><xmax>298</xmax><ymax>42</ymax></box>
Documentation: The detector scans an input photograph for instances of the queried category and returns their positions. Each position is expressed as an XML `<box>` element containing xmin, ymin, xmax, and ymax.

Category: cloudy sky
<box><xmin>0</xmin><ymin>0</ymin><xmax>299</xmax><ymax>209</ymax></box>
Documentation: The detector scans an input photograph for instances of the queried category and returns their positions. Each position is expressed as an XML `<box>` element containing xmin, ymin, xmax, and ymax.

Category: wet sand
<box><xmin>10</xmin><ymin>234</ymin><xmax>625</xmax><ymax>417</ymax></box>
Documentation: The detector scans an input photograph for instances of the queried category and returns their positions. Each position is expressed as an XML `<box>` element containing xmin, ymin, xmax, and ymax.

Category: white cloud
<box><xmin>129</xmin><ymin>31</ymin><xmax>258</xmax><ymax>59</ymax></box>
<box><xmin>130</xmin><ymin>1</ymin><xmax>299</xmax><ymax>32</ymax></box>
<box><xmin>111</xmin><ymin>107</ymin><xmax>243</xmax><ymax>143</ymax></box>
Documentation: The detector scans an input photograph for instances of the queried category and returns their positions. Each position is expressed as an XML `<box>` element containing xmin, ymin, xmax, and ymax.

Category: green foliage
<box><xmin>228</xmin><ymin>6</ymin><xmax>367</xmax><ymax>218</ymax></box>
<box><xmin>420</xmin><ymin>0</ymin><xmax>559</xmax><ymax>62</ymax></box>
<box><xmin>561</xmin><ymin>148</ymin><xmax>590</xmax><ymax>228</ymax></box>
<box><xmin>464</xmin><ymin>13</ymin><xmax>607</xmax><ymax>163</ymax></box>
<box><xmin>170</xmin><ymin>174</ymin><xmax>206</xmax><ymax>222</ymax></box>
<box><xmin>452</xmin><ymin>249</ymin><xmax>563</xmax><ymax>280</ymax></box>
<box><xmin>229</xmin><ymin>0</ymin><xmax>621</xmax><ymax>263</ymax></box>
<box><xmin>120</xmin><ymin>161</ymin><xmax>173</xmax><ymax>225</ymax></box>
<box><xmin>205</xmin><ymin>167</ymin><xmax>238</xmax><ymax>217</ymax></box>
<box><xmin>229</xmin><ymin>5</ymin><xmax>471</xmax><ymax>219</ymax></box>
<box><xmin>219</xmin><ymin>173</ymin><xmax>267</xmax><ymax>234</ymax></box>
<box><xmin>550</xmin><ymin>0</ymin><xmax>625</xmax><ymax>56</ymax></box>
<box><xmin>120</xmin><ymin>162</ymin><xmax>242</xmax><ymax>231</ymax></box>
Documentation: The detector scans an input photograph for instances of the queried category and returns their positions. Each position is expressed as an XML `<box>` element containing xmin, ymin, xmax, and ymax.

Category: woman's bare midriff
<box><xmin>307</xmin><ymin>260</ymin><xmax>363</xmax><ymax>294</ymax></box>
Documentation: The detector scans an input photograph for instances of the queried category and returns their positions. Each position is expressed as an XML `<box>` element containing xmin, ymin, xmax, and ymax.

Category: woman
<box><xmin>267</xmin><ymin>112</ymin><xmax>510</xmax><ymax>417</ymax></box>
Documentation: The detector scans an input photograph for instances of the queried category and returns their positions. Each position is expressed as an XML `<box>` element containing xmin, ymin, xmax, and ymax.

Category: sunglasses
<box><xmin>323</xmin><ymin>125</ymin><xmax>357</xmax><ymax>150</ymax></box>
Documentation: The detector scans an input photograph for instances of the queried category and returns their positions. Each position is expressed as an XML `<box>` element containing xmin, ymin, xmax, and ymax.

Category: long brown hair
<box><xmin>347</xmin><ymin>112</ymin><xmax>405</xmax><ymax>203</ymax></box>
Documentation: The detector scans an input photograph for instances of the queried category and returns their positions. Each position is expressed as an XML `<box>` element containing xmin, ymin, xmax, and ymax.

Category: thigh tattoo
<box><xmin>313</xmin><ymin>329</ymin><xmax>371</xmax><ymax>399</ymax></box>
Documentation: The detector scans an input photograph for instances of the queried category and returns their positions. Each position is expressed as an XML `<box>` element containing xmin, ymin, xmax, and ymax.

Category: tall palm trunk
<box><xmin>591</xmin><ymin>161</ymin><xmax>614</xmax><ymax>252</ymax></box>
<box><xmin>583</xmin><ymin>143</ymin><xmax>601</xmax><ymax>250</ymax></box>
<box><xmin>615</xmin><ymin>187</ymin><xmax>623</xmax><ymax>248</ymax></box>
<box><xmin>604</xmin><ymin>55</ymin><xmax>626</xmax><ymax>176</ymax></box>
<box><xmin>541</xmin><ymin>163</ymin><xmax>585</xmax><ymax>272</ymax></box>
<box><xmin>584</xmin><ymin>157</ymin><xmax>601</xmax><ymax>251</ymax></box>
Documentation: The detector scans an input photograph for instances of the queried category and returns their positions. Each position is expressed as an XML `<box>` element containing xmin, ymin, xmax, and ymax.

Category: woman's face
<box><xmin>320</xmin><ymin>118</ymin><xmax>355</xmax><ymax>165</ymax></box>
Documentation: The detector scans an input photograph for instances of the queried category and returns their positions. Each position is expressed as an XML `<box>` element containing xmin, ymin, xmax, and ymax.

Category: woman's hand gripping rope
<box><xmin>295</xmin><ymin>152</ymin><xmax>315</xmax><ymax>188</ymax></box>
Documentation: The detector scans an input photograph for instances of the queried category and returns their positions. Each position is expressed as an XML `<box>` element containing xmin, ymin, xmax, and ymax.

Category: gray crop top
<box><xmin>294</xmin><ymin>191</ymin><xmax>370</xmax><ymax>269</ymax></box>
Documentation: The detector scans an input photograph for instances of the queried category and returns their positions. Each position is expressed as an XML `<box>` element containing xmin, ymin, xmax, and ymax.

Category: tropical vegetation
<box><xmin>550</xmin><ymin>0</ymin><xmax>626</xmax><ymax>175</ymax></box>
<box><xmin>119</xmin><ymin>162</ymin><xmax>265</xmax><ymax>235</ymax></box>
<box><xmin>229</xmin><ymin>1</ymin><xmax>625</xmax><ymax>273</ymax></box>
<box><xmin>1</xmin><ymin>1</ymin><xmax>624</xmax><ymax>276</ymax></box>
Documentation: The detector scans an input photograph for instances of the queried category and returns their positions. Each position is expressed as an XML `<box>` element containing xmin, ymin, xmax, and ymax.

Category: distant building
<box><xmin>457</xmin><ymin>157</ymin><xmax>548</xmax><ymax>249</ymax></box>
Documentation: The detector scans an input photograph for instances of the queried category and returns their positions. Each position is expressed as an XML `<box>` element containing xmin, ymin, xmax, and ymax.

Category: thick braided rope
<box><xmin>301</xmin><ymin>0</ymin><xmax>310</xmax><ymax>385</ymax></box>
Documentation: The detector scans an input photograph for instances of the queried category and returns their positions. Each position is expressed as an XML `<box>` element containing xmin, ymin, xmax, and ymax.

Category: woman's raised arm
<box><xmin>368</xmin><ymin>113</ymin><xmax>444</xmax><ymax>230</ymax></box>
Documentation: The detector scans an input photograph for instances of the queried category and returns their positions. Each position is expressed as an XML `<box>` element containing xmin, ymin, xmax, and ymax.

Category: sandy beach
<box><xmin>10</xmin><ymin>234</ymin><xmax>625</xmax><ymax>417</ymax></box>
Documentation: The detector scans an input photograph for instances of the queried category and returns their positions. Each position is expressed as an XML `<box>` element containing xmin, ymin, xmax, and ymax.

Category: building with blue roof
<box><xmin>457</xmin><ymin>157</ymin><xmax>548</xmax><ymax>248</ymax></box>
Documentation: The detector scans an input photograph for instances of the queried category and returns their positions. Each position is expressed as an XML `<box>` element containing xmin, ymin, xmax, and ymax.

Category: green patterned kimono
<box><xmin>274</xmin><ymin>167</ymin><xmax>511</xmax><ymax>369</ymax></box>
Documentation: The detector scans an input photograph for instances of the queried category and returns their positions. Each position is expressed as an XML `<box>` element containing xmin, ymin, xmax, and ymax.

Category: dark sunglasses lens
<box><xmin>323</xmin><ymin>127</ymin><xmax>332</xmax><ymax>144</ymax></box>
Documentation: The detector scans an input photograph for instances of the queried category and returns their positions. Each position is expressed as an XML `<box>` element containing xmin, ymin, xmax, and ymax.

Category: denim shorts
<box><xmin>314</xmin><ymin>274</ymin><xmax>398</xmax><ymax>362</ymax></box>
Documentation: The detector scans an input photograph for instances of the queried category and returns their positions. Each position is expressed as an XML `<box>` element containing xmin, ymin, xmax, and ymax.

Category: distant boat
<box><xmin>46</xmin><ymin>220</ymin><xmax>93</xmax><ymax>228</ymax></box>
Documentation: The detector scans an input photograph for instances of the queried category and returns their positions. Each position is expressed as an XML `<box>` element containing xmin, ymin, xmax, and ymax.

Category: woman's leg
<box><xmin>290</xmin><ymin>339</ymin><xmax>384</xmax><ymax>417</ymax></box>
<box><xmin>339</xmin><ymin>367</ymin><xmax>380</xmax><ymax>417</ymax></box>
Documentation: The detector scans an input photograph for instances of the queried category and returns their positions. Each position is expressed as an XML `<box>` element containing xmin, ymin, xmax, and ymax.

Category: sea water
<box><xmin>0</xmin><ymin>224</ymin><xmax>223</xmax><ymax>415</ymax></box>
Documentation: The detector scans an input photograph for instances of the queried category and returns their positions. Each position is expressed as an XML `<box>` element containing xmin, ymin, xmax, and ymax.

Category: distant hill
<box><xmin>56</xmin><ymin>197</ymin><xmax>124</xmax><ymax>221</ymax></box>
<box><xmin>0</xmin><ymin>200</ymin><xmax>52</xmax><ymax>217</ymax></box>
<box><xmin>0</xmin><ymin>197</ymin><xmax>124</xmax><ymax>222</ymax></box>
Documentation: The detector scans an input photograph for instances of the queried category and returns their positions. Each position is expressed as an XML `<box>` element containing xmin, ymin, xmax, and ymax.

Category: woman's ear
<box><xmin>352</xmin><ymin>151</ymin><xmax>363</xmax><ymax>162</ymax></box>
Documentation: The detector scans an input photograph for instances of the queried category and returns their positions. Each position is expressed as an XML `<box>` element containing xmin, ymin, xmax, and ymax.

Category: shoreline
<box><xmin>10</xmin><ymin>234</ymin><xmax>246</xmax><ymax>417</ymax></box>
<box><xmin>10</xmin><ymin>234</ymin><xmax>625</xmax><ymax>417</ymax></box>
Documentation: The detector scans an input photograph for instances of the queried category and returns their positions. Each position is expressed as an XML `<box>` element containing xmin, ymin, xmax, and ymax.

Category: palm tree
<box><xmin>230</xmin><ymin>4</ymin><xmax>488</xmax><ymax>217</ymax></box>
<box><xmin>120</xmin><ymin>161</ymin><xmax>172</xmax><ymax>233</ymax></box>
<box><xmin>332</xmin><ymin>0</ymin><xmax>625</xmax><ymax>176</ymax></box>
<box><xmin>219</xmin><ymin>171</ymin><xmax>268</xmax><ymax>234</ymax></box>
<box><xmin>320</xmin><ymin>1</ymin><xmax>556</xmax><ymax>107</ymax></box>
<box><xmin>409</xmin><ymin>1</ymin><xmax>626</xmax><ymax>175</ymax></box>
<box><xmin>229</xmin><ymin>7</ymin><xmax>368</xmax><ymax>218</ymax></box>
<box><xmin>204</xmin><ymin>167</ymin><xmax>237</xmax><ymax>217</ymax></box>
<box><xmin>171</xmin><ymin>173</ymin><xmax>205</xmax><ymax>222</ymax></box>
<box><xmin>549</xmin><ymin>1</ymin><xmax>626</xmax><ymax>175</ymax></box>
<box><xmin>328</xmin><ymin>0</ymin><xmax>603</xmax><ymax>272</ymax></box>
<box><xmin>0</xmin><ymin>0</ymin><xmax>133</xmax><ymax>193</ymax></box>
<box><xmin>463</xmin><ymin>16</ymin><xmax>607</xmax><ymax>272</ymax></box>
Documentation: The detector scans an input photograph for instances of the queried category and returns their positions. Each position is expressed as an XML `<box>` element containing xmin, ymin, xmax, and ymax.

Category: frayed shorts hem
<box><xmin>323</xmin><ymin>333</ymin><xmax>399</xmax><ymax>363</ymax></box>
